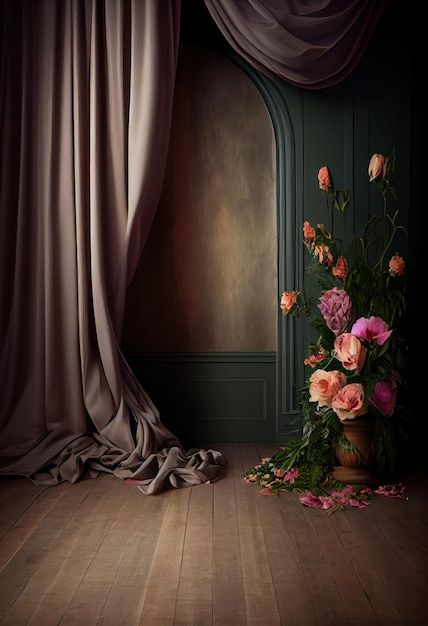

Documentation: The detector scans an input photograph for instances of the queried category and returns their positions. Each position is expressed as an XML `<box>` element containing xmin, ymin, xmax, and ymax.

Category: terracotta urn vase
<box><xmin>332</xmin><ymin>416</ymin><xmax>377</xmax><ymax>484</ymax></box>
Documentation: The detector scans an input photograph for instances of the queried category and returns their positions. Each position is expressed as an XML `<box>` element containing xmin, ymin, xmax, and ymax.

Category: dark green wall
<box><xmin>125</xmin><ymin>3</ymin><xmax>421</xmax><ymax>445</ymax></box>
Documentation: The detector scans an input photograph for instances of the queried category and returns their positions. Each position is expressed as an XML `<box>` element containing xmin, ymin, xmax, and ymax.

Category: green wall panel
<box><xmin>126</xmin><ymin>353</ymin><xmax>276</xmax><ymax>443</ymax></box>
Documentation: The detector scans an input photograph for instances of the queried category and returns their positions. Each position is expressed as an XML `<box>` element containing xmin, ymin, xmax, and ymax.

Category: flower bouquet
<box><xmin>245</xmin><ymin>153</ymin><xmax>408</xmax><ymax>509</ymax></box>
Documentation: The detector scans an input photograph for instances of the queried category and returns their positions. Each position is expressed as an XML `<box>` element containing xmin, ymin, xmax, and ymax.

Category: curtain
<box><xmin>204</xmin><ymin>0</ymin><xmax>388</xmax><ymax>89</ymax></box>
<box><xmin>0</xmin><ymin>0</ymin><xmax>225</xmax><ymax>494</ymax></box>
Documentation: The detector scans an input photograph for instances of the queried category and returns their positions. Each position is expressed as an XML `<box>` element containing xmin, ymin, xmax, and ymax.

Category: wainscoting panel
<box><xmin>126</xmin><ymin>353</ymin><xmax>276</xmax><ymax>443</ymax></box>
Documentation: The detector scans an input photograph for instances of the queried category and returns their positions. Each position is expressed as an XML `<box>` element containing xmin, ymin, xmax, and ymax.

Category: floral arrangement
<box><xmin>245</xmin><ymin>152</ymin><xmax>408</xmax><ymax>510</ymax></box>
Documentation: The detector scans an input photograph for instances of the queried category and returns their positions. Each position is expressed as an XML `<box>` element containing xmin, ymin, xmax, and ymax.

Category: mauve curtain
<box><xmin>204</xmin><ymin>0</ymin><xmax>388</xmax><ymax>89</ymax></box>
<box><xmin>0</xmin><ymin>0</ymin><xmax>225</xmax><ymax>493</ymax></box>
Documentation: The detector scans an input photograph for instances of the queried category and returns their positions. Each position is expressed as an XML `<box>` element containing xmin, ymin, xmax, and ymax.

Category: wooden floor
<box><xmin>0</xmin><ymin>443</ymin><xmax>427</xmax><ymax>626</ymax></box>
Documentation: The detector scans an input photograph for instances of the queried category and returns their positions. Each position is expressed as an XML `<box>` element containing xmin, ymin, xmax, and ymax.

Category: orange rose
<box><xmin>368</xmin><ymin>153</ymin><xmax>388</xmax><ymax>182</ymax></box>
<box><xmin>303</xmin><ymin>220</ymin><xmax>316</xmax><ymax>250</ymax></box>
<box><xmin>389</xmin><ymin>253</ymin><xmax>405</xmax><ymax>277</ymax></box>
<box><xmin>309</xmin><ymin>369</ymin><xmax>347</xmax><ymax>407</ymax></box>
<box><xmin>280</xmin><ymin>291</ymin><xmax>299</xmax><ymax>315</ymax></box>
<box><xmin>304</xmin><ymin>347</ymin><xmax>326</xmax><ymax>368</ymax></box>
<box><xmin>315</xmin><ymin>244</ymin><xmax>333</xmax><ymax>267</ymax></box>
<box><xmin>334</xmin><ymin>333</ymin><xmax>366</xmax><ymax>371</ymax></box>
<box><xmin>317</xmin><ymin>224</ymin><xmax>332</xmax><ymax>239</ymax></box>
<box><xmin>331</xmin><ymin>383</ymin><xmax>366</xmax><ymax>421</ymax></box>
<box><xmin>332</xmin><ymin>256</ymin><xmax>348</xmax><ymax>280</ymax></box>
<box><xmin>318</xmin><ymin>166</ymin><xmax>331</xmax><ymax>191</ymax></box>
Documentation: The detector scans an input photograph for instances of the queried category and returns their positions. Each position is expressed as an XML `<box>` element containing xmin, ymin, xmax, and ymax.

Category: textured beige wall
<box><xmin>122</xmin><ymin>45</ymin><xmax>276</xmax><ymax>352</ymax></box>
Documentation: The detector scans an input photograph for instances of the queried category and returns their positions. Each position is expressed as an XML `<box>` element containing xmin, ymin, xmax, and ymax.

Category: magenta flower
<box><xmin>348</xmin><ymin>498</ymin><xmax>369</xmax><ymax>509</ymax></box>
<box><xmin>318</xmin><ymin>287</ymin><xmax>353</xmax><ymax>336</ymax></box>
<box><xmin>283</xmin><ymin>468</ymin><xmax>299</xmax><ymax>484</ymax></box>
<box><xmin>319</xmin><ymin>496</ymin><xmax>336</xmax><ymax>510</ymax></box>
<box><xmin>299</xmin><ymin>491</ymin><xmax>323</xmax><ymax>508</ymax></box>
<box><xmin>374</xmin><ymin>483</ymin><xmax>405</xmax><ymax>498</ymax></box>
<box><xmin>351</xmin><ymin>316</ymin><xmax>392</xmax><ymax>346</ymax></box>
<box><xmin>370</xmin><ymin>377</ymin><xmax>397</xmax><ymax>417</ymax></box>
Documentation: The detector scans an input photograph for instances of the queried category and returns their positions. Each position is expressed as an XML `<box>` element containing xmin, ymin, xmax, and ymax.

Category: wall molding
<box><xmin>126</xmin><ymin>352</ymin><xmax>276</xmax><ymax>364</ymax></box>
<box><xmin>126</xmin><ymin>351</ymin><xmax>276</xmax><ymax>442</ymax></box>
<box><xmin>224</xmin><ymin>52</ymin><xmax>306</xmax><ymax>441</ymax></box>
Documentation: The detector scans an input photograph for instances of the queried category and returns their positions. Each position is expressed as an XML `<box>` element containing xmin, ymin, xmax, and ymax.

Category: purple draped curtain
<box><xmin>204</xmin><ymin>0</ymin><xmax>388</xmax><ymax>89</ymax></box>
<box><xmin>0</xmin><ymin>0</ymin><xmax>225</xmax><ymax>493</ymax></box>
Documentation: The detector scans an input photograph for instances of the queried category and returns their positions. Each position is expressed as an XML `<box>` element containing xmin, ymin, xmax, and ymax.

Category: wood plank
<box><xmin>256</xmin><ymin>492</ymin><xmax>316</xmax><ymax>625</ymax></box>
<box><xmin>27</xmin><ymin>475</ymin><xmax>127</xmax><ymax>625</ymax></box>
<box><xmin>137</xmin><ymin>487</ymin><xmax>191</xmax><ymax>626</ymax></box>
<box><xmin>255</xmin><ymin>443</ymin><xmax>281</xmax><ymax>461</ymax></box>
<box><xmin>377</xmin><ymin>517</ymin><xmax>428</xmax><ymax>583</ymax></box>
<box><xmin>304</xmin><ymin>507</ymin><xmax>378</xmax><ymax>625</ymax></box>
<box><xmin>0</xmin><ymin>483</ymin><xmax>94</xmax><ymax>623</ymax></box>
<box><xmin>0</xmin><ymin>480</ymin><xmax>48</xmax><ymax>540</ymax></box>
<box><xmin>0</xmin><ymin>486</ymin><xmax>62</xmax><ymax>571</ymax></box>
<box><xmin>173</xmin><ymin>482</ymin><xmax>213</xmax><ymax>626</ymax></box>
<box><xmin>30</xmin><ymin>477</ymin><xmax>129</xmax><ymax>626</ymax></box>
<box><xmin>332</xmin><ymin>512</ymin><xmax>403</xmax><ymax>624</ymax></box>
<box><xmin>346</xmin><ymin>504</ymin><xmax>428</xmax><ymax>623</ymax></box>
<box><xmin>277</xmin><ymin>494</ymin><xmax>350</xmax><ymax>626</ymax></box>
<box><xmin>212</xmin><ymin>443</ymin><xmax>246</xmax><ymax>626</ymax></box>
<box><xmin>0</xmin><ymin>447</ymin><xmax>427</xmax><ymax>626</ymax></box>
<box><xmin>236</xmin><ymin>444</ymin><xmax>281</xmax><ymax>626</ymax></box>
<box><xmin>96</xmin><ymin>490</ymin><xmax>169</xmax><ymax>625</ymax></box>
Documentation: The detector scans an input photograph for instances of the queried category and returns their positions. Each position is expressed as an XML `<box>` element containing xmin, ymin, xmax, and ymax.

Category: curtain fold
<box><xmin>204</xmin><ymin>0</ymin><xmax>388</xmax><ymax>89</ymax></box>
<box><xmin>0</xmin><ymin>0</ymin><xmax>226</xmax><ymax>493</ymax></box>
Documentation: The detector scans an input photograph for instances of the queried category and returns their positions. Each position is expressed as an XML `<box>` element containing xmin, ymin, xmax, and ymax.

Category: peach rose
<box><xmin>309</xmin><ymin>369</ymin><xmax>347</xmax><ymax>408</ymax></box>
<box><xmin>332</xmin><ymin>256</ymin><xmax>348</xmax><ymax>280</ymax></box>
<box><xmin>318</xmin><ymin>166</ymin><xmax>331</xmax><ymax>190</ymax></box>
<box><xmin>389</xmin><ymin>253</ymin><xmax>405</xmax><ymax>277</ymax></box>
<box><xmin>368</xmin><ymin>153</ymin><xmax>388</xmax><ymax>182</ymax></box>
<box><xmin>280</xmin><ymin>291</ymin><xmax>299</xmax><ymax>315</ymax></box>
<box><xmin>331</xmin><ymin>383</ymin><xmax>366</xmax><ymax>421</ymax></box>
<box><xmin>315</xmin><ymin>244</ymin><xmax>334</xmax><ymax>267</ymax></box>
<box><xmin>303</xmin><ymin>220</ymin><xmax>316</xmax><ymax>250</ymax></box>
<box><xmin>334</xmin><ymin>333</ymin><xmax>366</xmax><ymax>371</ymax></box>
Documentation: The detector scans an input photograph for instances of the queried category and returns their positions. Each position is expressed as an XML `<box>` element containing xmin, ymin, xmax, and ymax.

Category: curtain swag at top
<box><xmin>204</xmin><ymin>0</ymin><xmax>389</xmax><ymax>89</ymax></box>
<box><xmin>0</xmin><ymin>0</ymin><xmax>225</xmax><ymax>493</ymax></box>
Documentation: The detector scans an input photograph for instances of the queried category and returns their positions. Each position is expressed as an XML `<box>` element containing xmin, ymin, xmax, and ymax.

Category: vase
<box><xmin>332</xmin><ymin>416</ymin><xmax>377</xmax><ymax>484</ymax></box>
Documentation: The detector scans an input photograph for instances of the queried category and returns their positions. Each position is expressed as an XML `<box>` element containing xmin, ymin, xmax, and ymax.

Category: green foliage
<box><xmin>262</xmin><ymin>153</ymin><xmax>409</xmax><ymax>495</ymax></box>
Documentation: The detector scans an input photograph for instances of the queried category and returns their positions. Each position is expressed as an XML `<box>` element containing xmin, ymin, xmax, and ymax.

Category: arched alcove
<box><xmin>123</xmin><ymin>45</ymin><xmax>306</xmax><ymax>443</ymax></box>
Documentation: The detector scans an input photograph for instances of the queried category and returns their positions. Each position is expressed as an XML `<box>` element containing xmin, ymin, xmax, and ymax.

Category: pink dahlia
<box><xmin>318</xmin><ymin>287</ymin><xmax>353</xmax><ymax>336</ymax></box>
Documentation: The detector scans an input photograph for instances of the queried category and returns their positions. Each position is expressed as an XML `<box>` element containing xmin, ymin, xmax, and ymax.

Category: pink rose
<box><xmin>370</xmin><ymin>377</ymin><xmax>397</xmax><ymax>417</ymax></box>
<box><xmin>389</xmin><ymin>253</ymin><xmax>405</xmax><ymax>277</ymax></box>
<box><xmin>318</xmin><ymin>166</ymin><xmax>331</xmax><ymax>190</ymax></box>
<box><xmin>334</xmin><ymin>333</ymin><xmax>366</xmax><ymax>371</ymax></box>
<box><xmin>351</xmin><ymin>316</ymin><xmax>392</xmax><ymax>346</ymax></box>
<box><xmin>280</xmin><ymin>291</ymin><xmax>299</xmax><ymax>315</ymax></box>
<box><xmin>309</xmin><ymin>369</ymin><xmax>347</xmax><ymax>407</ymax></box>
<box><xmin>332</xmin><ymin>256</ymin><xmax>348</xmax><ymax>280</ymax></box>
<box><xmin>331</xmin><ymin>383</ymin><xmax>366</xmax><ymax>421</ymax></box>
<box><xmin>368</xmin><ymin>153</ymin><xmax>388</xmax><ymax>182</ymax></box>
<box><xmin>318</xmin><ymin>287</ymin><xmax>353</xmax><ymax>336</ymax></box>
